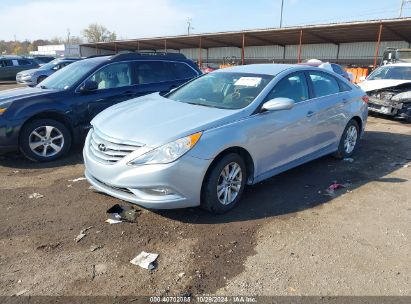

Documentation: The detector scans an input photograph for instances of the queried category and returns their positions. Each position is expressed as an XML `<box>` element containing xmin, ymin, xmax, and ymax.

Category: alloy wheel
<box><xmin>216</xmin><ymin>162</ymin><xmax>243</xmax><ymax>205</ymax></box>
<box><xmin>28</xmin><ymin>125</ymin><xmax>65</xmax><ymax>157</ymax></box>
<box><xmin>344</xmin><ymin>125</ymin><xmax>358</xmax><ymax>154</ymax></box>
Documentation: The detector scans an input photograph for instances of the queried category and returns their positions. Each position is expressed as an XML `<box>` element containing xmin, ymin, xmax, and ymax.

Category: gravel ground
<box><xmin>0</xmin><ymin>83</ymin><xmax>410</xmax><ymax>296</ymax></box>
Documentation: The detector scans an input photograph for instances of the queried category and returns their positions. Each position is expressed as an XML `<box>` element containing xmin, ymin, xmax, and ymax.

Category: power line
<box><xmin>399</xmin><ymin>0</ymin><xmax>411</xmax><ymax>17</ymax></box>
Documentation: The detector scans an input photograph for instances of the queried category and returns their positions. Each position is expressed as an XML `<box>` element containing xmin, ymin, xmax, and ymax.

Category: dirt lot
<box><xmin>0</xmin><ymin>83</ymin><xmax>410</xmax><ymax>297</ymax></box>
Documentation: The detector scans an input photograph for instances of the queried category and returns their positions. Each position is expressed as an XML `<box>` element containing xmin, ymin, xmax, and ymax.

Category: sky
<box><xmin>0</xmin><ymin>0</ymin><xmax>410</xmax><ymax>41</ymax></box>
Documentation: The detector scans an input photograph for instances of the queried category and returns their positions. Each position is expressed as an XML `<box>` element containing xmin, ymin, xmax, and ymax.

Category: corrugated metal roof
<box><xmin>81</xmin><ymin>18</ymin><xmax>411</xmax><ymax>52</ymax></box>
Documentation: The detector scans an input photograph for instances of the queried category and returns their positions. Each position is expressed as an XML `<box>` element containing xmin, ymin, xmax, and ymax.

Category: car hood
<box><xmin>0</xmin><ymin>87</ymin><xmax>54</xmax><ymax>106</ymax></box>
<box><xmin>91</xmin><ymin>93</ymin><xmax>244</xmax><ymax>147</ymax></box>
<box><xmin>358</xmin><ymin>79</ymin><xmax>411</xmax><ymax>92</ymax></box>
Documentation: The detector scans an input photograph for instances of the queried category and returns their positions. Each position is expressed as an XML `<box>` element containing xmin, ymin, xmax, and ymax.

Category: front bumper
<box><xmin>0</xmin><ymin>117</ymin><xmax>20</xmax><ymax>154</ymax></box>
<box><xmin>368</xmin><ymin>97</ymin><xmax>410</xmax><ymax>118</ymax></box>
<box><xmin>83</xmin><ymin>131</ymin><xmax>212</xmax><ymax>209</ymax></box>
<box><xmin>16</xmin><ymin>75</ymin><xmax>35</xmax><ymax>86</ymax></box>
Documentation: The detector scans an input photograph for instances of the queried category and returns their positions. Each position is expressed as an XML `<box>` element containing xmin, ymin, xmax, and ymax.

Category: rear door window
<box><xmin>0</xmin><ymin>60</ymin><xmax>13</xmax><ymax>67</ymax></box>
<box><xmin>266</xmin><ymin>72</ymin><xmax>309</xmax><ymax>103</ymax></box>
<box><xmin>167</xmin><ymin>62</ymin><xmax>197</xmax><ymax>79</ymax></box>
<box><xmin>134</xmin><ymin>61</ymin><xmax>175</xmax><ymax>84</ymax></box>
<box><xmin>308</xmin><ymin>71</ymin><xmax>341</xmax><ymax>97</ymax></box>
<box><xmin>17</xmin><ymin>59</ymin><xmax>31</xmax><ymax>66</ymax></box>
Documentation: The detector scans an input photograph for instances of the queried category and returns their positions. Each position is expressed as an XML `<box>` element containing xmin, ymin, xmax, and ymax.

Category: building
<box><xmin>79</xmin><ymin>18</ymin><xmax>411</xmax><ymax>67</ymax></box>
<box><xmin>30</xmin><ymin>44</ymin><xmax>80</xmax><ymax>57</ymax></box>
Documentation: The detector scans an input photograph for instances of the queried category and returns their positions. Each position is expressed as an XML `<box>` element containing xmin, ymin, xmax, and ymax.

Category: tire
<box><xmin>201</xmin><ymin>153</ymin><xmax>247</xmax><ymax>214</ymax></box>
<box><xmin>333</xmin><ymin>119</ymin><xmax>360</xmax><ymax>159</ymax></box>
<box><xmin>19</xmin><ymin>119</ymin><xmax>72</xmax><ymax>162</ymax></box>
<box><xmin>37</xmin><ymin>75</ymin><xmax>47</xmax><ymax>84</ymax></box>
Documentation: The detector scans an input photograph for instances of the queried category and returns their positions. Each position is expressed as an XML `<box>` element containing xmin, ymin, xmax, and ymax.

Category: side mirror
<box><xmin>80</xmin><ymin>80</ymin><xmax>98</xmax><ymax>93</ymax></box>
<box><xmin>359</xmin><ymin>76</ymin><xmax>366</xmax><ymax>82</ymax></box>
<box><xmin>261</xmin><ymin>97</ymin><xmax>295</xmax><ymax>112</ymax></box>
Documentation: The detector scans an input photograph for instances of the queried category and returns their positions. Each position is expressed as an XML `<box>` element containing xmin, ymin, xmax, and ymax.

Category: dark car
<box><xmin>0</xmin><ymin>52</ymin><xmax>202</xmax><ymax>161</ymax></box>
<box><xmin>0</xmin><ymin>56</ymin><xmax>39</xmax><ymax>81</ymax></box>
<box><xmin>16</xmin><ymin>58</ymin><xmax>81</xmax><ymax>86</ymax></box>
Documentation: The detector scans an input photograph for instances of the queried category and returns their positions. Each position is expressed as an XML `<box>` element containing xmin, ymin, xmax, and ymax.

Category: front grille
<box><xmin>94</xmin><ymin>176</ymin><xmax>134</xmax><ymax>195</ymax></box>
<box><xmin>89</xmin><ymin>130</ymin><xmax>142</xmax><ymax>164</ymax></box>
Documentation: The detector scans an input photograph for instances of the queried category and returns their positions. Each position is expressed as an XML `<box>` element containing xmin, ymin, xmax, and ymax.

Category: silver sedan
<box><xmin>83</xmin><ymin>64</ymin><xmax>368</xmax><ymax>213</ymax></box>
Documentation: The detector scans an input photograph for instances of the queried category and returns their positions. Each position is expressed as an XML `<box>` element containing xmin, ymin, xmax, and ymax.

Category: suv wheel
<box><xmin>20</xmin><ymin>119</ymin><xmax>72</xmax><ymax>162</ymax></box>
<box><xmin>333</xmin><ymin>119</ymin><xmax>360</xmax><ymax>159</ymax></box>
<box><xmin>201</xmin><ymin>153</ymin><xmax>246</xmax><ymax>214</ymax></box>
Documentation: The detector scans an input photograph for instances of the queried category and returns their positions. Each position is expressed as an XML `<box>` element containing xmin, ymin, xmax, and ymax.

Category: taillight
<box><xmin>362</xmin><ymin>95</ymin><xmax>369</xmax><ymax>103</ymax></box>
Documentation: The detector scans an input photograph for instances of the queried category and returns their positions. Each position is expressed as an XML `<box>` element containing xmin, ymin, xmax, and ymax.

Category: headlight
<box><xmin>128</xmin><ymin>131</ymin><xmax>202</xmax><ymax>165</ymax></box>
<box><xmin>391</xmin><ymin>91</ymin><xmax>411</xmax><ymax>102</ymax></box>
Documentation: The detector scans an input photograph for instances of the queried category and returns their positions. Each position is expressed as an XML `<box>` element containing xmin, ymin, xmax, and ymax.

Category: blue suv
<box><xmin>0</xmin><ymin>52</ymin><xmax>201</xmax><ymax>161</ymax></box>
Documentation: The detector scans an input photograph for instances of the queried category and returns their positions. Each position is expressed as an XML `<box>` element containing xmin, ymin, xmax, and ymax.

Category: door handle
<box><xmin>306</xmin><ymin>111</ymin><xmax>315</xmax><ymax>117</ymax></box>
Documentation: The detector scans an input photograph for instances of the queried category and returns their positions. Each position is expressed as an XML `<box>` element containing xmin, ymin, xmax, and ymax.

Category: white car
<box><xmin>358</xmin><ymin>63</ymin><xmax>411</xmax><ymax>121</ymax></box>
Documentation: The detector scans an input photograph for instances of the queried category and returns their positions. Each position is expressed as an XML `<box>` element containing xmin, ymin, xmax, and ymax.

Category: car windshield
<box><xmin>368</xmin><ymin>66</ymin><xmax>411</xmax><ymax>80</ymax></box>
<box><xmin>166</xmin><ymin>72</ymin><xmax>273</xmax><ymax>109</ymax></box>
<box><xmin>37</xmin><ymin>59</ymin><xmax>100</xmax><ymax>90</ymax></box>
<box><xmin>38</xmin><ymin>59</ymin><xmax>61</xmax><ymax>70</ymax></box>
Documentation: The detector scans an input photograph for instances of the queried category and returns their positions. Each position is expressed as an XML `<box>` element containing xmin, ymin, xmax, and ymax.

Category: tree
<box><xmin>82</xmin><ymin>24</ymin><xmax>117</xmax><ymax>43</ymax></box>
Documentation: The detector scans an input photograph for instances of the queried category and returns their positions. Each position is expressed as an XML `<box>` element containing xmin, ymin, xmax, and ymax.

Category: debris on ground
<box><xmin>15</xmin><ymin>289</ymin><xmax>28</xmax><ymax>296</ymax></box>
<box><xmin>325</xmin><ymin>182</ymin><xmax>349</xmax><ymax>197</ymax></box>
<box><xmin>75</xmin><ymin>226</ymin><xmax>93</xmax><ymax>243</ymax></box>
<box><xmin>343</xmin><ymin>158</ymin><xmax>354</xmax><ymax>163</ymax></box>
<box><xmin>89</xmin><ymin>245</ymin><xmax>102</xmax><ymax>252</ymax></box>
<box><xmin>36</xmin><ymin>242</ymin><xmax>60</xmax><ymax>251</ymax></box>
<box><xmin>130</xmin><ymin>251</ymin><xmax>159</xmax><ymax>270</ymax></box>
<box><xmin>68</xmin><ymin>177</ymin><xmax>87</xmax><ymax>182</ymax></box>
<box><xmin>28</xmin><ymin>193</ymin><xmax>44</xmax><ymax>199</ymax></box>
<box><xmin>105</xmin><ymin>217</ymin><xmax>122</xmax><ymax>224</ymax></box>
<box><xmin>106</xmin><ymin>204</ymin><xmax>139</xmax><ymax>223</ymax></box>
<box><xmin>91</xmin><ymin>263</ymin><xmax>108</xmax><ymax>280</ymax></box>
<box><xmin>178</xmin><ymin>272</ymin><xmax>185</xmax><ymax>279</ymax></box>
<box><xmin>67</xmin><ymin>185</ymin><xmax>72</xmax><ymax>188</ymax></box>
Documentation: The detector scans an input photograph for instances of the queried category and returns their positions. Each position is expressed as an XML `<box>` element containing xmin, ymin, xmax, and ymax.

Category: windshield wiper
<box><xmin>39</xmin><ymin>85</ymin><xmax>47</xmax><ymax>89</ymax></box>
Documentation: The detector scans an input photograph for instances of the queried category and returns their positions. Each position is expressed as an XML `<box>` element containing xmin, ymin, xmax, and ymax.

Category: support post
<box><xmin>297</xmin><ymin>29</ymin><xmax>303</xmax><ymax>63</ymax></box>
<box><xmin>114</xmin><ymin>43</ymin><xmax>117</xmax><ymax>54</ymax></box>
<box><xmin>198</xmin><ymin>37</ymin><xmax>202</xmax><ymax>67</ymax></box>
<box><xmin>242</xmin><ymin>34</ymin><xmax>245</xmax><ymax>65</ymax></box>
<box><xmin>336</xmin><ymin>44</ymin><xmax>340</xmax><ymax>63</ymax></box>
<box><xmin>373</xmin><ymin>23</ymin><xmax>383</xmax><ymax>68</ymax></box>
<box><xmin>137</xmin><ymin>41</ymin><xmax>140</xmax><ymax>51</ymax></box>
<box><xmin>164</xmin><ymin>39</ymin><xmax>167</xmax><ymax>52</ymax></box>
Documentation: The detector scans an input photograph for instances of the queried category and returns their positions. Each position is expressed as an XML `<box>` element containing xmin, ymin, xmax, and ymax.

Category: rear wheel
<box><xmin>333</xmin><ymin>119</ymin><xmax>360</xmax><ymax>159</ymax></box>
<box><xmin>19</xmin><ymin>119</ymin><xmax>72</xmax><ymax>162</ymax></box>
<box><xmin>201</xmin><ymin>153</ymin><xmax>246</xmax><ymax>214</ymax></box>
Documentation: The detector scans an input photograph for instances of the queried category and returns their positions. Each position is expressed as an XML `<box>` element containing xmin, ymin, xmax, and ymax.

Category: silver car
<box><xmin>16</xmin><ymin>58</ymin><xmax>79</xmax><ymax>86</ymax></box>
<box><xmin>84</xmin><ymin>64</ymin><xmax>368</xmax><ymax>213</ymax></box>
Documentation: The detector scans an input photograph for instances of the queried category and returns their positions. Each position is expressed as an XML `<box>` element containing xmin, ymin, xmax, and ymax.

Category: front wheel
<box><xmin>201</xmin><ymin>153</ymin><xmax>247</xmax><ymax>214</ymax></box>
<box><xmin>333</xmin><ymin>119</ymin><xmax>360</xmax><ymax>159</ymax></box>
<box><xmin>19</xmin><ymin>119</ymin><xmax>72</xmax><ymax>162</ymax></box>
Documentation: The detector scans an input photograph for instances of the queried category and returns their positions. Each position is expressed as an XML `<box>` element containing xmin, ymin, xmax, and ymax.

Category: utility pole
<box><xmin>67</xmin><ymin>28</ymin><xmax>71</xmax><ymax>56</ymax></box>
<box><xmin>400</xmin><ymin>0</ymin><xmax>411</xmax><ymax>17</ymax></box>
<box><xmin>187</xmin><ymin>18</ymin><xmax>194</xmax><ymax>35</ymax></box>
<box><xmin>279</xmin><ymin>0</ymin><xmax>284</xmax><ymax>28</ymax></box>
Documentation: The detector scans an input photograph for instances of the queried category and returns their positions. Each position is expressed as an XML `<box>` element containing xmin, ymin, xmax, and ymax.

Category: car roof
<box><xmin>0</xmin><ymin>55</ymin><xmax>23</xmax><ymax>59</ymax></box>
<box><xmin>384</xmin><ymin>62</ymin><xmax>411</xmax><ymax>67</ymax></box>
<box><xmin>213</xmin><ymin>64</ymin><xmax>313</xmax><ymax>76</ymax></box>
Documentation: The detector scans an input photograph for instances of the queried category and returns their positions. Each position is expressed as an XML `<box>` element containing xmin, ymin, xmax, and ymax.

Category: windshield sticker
<box><xmin>234</xmin><ymin>77</ymin><xmax>262</xmax><ymax>87</ymax></box>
